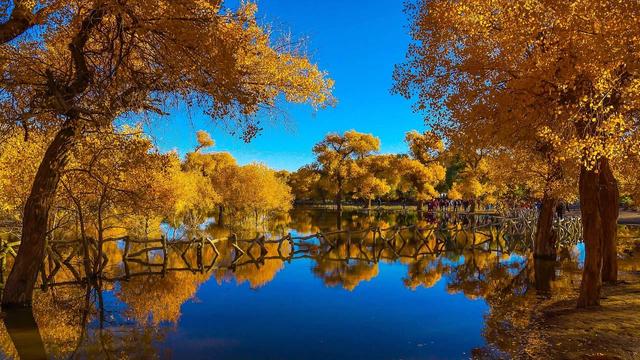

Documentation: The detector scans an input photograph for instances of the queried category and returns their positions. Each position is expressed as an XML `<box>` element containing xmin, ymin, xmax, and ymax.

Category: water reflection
<box><xmin>0</xmin><ymin>209</ymin><xmax>631</xmax><ymax>359</ymax></box>
<box><xmin>3</xmin><ymin>308</ymin><xmax>46</xmax><ymax>360</ymax></box>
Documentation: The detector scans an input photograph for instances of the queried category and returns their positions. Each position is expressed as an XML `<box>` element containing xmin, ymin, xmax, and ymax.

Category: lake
<box><xmin>0</xmin><ymin>209</ymin><xmax>587</xmax><ymax>359</ymax></box>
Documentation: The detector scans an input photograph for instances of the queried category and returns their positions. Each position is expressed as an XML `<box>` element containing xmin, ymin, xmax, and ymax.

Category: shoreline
<box><xmin>525</xmin><ymin>275</ymin><xmax>640</xmax><ymax>359</ymax></box>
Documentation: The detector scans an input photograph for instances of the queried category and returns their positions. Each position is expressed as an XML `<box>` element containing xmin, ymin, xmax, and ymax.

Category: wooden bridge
<box><xmin>0</xmin><ymin>212</ymin><xmax>586</xmax><ymax>289</ymax></box>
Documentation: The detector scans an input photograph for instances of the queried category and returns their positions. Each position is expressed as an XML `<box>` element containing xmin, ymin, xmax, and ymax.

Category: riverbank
<box><xmin>517</xmin><ymin>238</ymin><xmax>640</xmax><ymax>359</ymax></box>
<box><xmin>526</xmin><ymin>276</ymin><xmax>640</xmax><ymax>359</ymax></box>
<box><xmin>299</xmin><ymin>204</ymin><xmax>640</xmax><ymax>224</ymax></box>
<box><xmin>618</xmin><ymin>210</ymin><xmax>640</xmax><ymax>225</ymax></box>
<box><xmin>565</xmin><ymin>209</ymin><xmax>640</xmax><ymax>225</ymax></box>
<box><xmin>294</xmin><ymin>203</ymin><xmax>500</xmax><ymax>214</ymax></box>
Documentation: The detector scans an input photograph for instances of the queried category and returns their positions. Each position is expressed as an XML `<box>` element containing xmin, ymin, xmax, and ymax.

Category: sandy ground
<box><xmin>617</xmin><ymin>210</ymin><xmax>640</xmax><ymax>225</ymax></box>
<box><xmin>530</xmin><ymin>278</ymin><xmax>640</xmax><ymax>359</ymax></box>
<box><xmin>522</xmin><ymin>237</ymin><xmax>640</xmax><ymax>360</ymax></box>
<box><xmin>566</xmin><ymin>209</ymin><xmax>640</xmax><ymax>225</ymax></box>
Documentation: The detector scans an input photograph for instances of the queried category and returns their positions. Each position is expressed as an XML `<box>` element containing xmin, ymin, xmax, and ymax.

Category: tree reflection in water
<box><xmin>0</xmin><ymin>209</ymin><xmax>602</xmax><ymax>358</ymax></box>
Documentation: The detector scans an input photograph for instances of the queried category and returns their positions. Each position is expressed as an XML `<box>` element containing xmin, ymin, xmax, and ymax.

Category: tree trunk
<box><xmin>254</xmin><ymin>209</ymin><xmax>259</xmax><ymax>227</ymax></box>
<box><xmin>534</xmin><ymin>258</ymin><xmax>556</xmax><ymax>297</ymax></box>
<box><xmin>599</xmin><ymin>158</ymin><xmax>619</xmax><ymax>283</ymax></box>
<box><xmin>2</xmin><ymin>121</ymin><xmax>79</xmax><ymax>307</ymax></box>
<box><xmin>217</xmin><ymin>205</ymin><xmax>224</xmax><ymax>226</ymax></box>
<box><xmin>577</xmin><ymin>165</ymin><xmax>603</xmax><ymax>308</ymax></box>
<box><xmin>336</xmin><ymin>192</ymin><xmax>343</xmax><ymax>214</ymax></box>
<box><xmin>74</xmin><ymin>204</ymin><xmax>93</xmax><ymax>281</ymax></box>
<box><xmin>417</xmin><ymin>200</ymin><xmax>424</xmax><ymax>213</ymax></box>
<box><xmin>3</xmin><ymin>308</ymin><xmax>47</xmax><ymax>359</ymax></box>
<box><xmin>534</xmin><ymin>193</ymin><xmax>558</xmax><ymax>259</ymax></box>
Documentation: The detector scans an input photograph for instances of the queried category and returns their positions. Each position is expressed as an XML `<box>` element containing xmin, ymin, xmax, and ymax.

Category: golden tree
<box><xmin>0</xmin><ymin>129</ymin><xmax>48</xmax><ymax>222</ymax></box>
<box><xmin>350</xmin><ymin>155</ymin><xmax>392</xmax><ymax>209</ymax></box>
<box><xmin>394</xmin><ymin>0</ymin><xmax>640</xmax><ymax>306</ymax></box>
<box><xmin>288</xmin><ymin>164</ymin><xmax>326</xmax><ymax>203</ymax></box>
<box><xmin>312</xmin><ymin>130</ymin><xmax>380</xmax><ymax>212</ymax></box>
<box><xmin>183</xmin><ymin>136</ymin><xmax>238</xmax><ymax>226</ymax></box>
<box><xmin>401</xmin><ymin>131</ymin><xmax>446</xmax><ymax>210</ymax></box>
<box><xmin>0</xmin><ymin>0</ymin><xmax>333</xmax><ymax>305</ymax></box>
<box><xmin>58</xmin><ymin>126</ymin><xmax>175</xmax><ymax>274</ymax></box>
<box><xmin>225</xmin><ymin>163</ymin><xmax>294</xmax><ymax>227</ymax></box>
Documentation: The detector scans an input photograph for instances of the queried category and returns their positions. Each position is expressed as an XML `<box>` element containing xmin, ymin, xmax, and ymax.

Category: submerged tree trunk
<box><xmin>534</xmin><ymin>194</ymin><xmax>558</xmax><ymax>259</ymax></box>
<box><xmin>577</xmin><ymin>158</ymin><xmax>621</xmax><ymax>307</ymax></box>
<box><xmin>3</xmin><ymin>307</ymin><xmax>47</xmax><ymax>359</ymax></box>
<box><xmin>599</xmin><ymin>159</ymin><xmax>619</xmax><ymax>283</ymax></box>
<box><xmin>577</xmin><ymin>165</ymin><xmax>603</xmax><ymax>308</ymax></box>
<box><xmin>217</xmin><ymin>205</ymin><xmax>224</xmax><ymax>226</ymax></box>
<box><xmin>534</xmin><ymin>258</ymin><xmax>556</xmax><ymax>297</ymax></box>
<box><xmin>2</xmin><ymin>121</ymin><xmax>79</xmax><ymax>307</ymax></box>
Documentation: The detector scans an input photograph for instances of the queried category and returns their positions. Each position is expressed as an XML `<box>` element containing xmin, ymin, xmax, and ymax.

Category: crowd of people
<box><xmin>425</xmin><ymin>198</ymin><xmax>474</xmax><ymax>213</ymax></box>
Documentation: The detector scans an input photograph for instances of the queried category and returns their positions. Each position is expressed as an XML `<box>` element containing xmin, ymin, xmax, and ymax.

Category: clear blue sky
<box><xmin>145</xmin><ymin>0</ymin><xmax>425</xmax><ymax>171</ymax></box>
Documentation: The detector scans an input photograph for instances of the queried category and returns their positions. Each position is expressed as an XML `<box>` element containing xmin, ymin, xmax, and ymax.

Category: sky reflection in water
<box><xmin>1</xmin><ymin>209</ymin><xmax>574</xmax><ymax>360</ymax></box>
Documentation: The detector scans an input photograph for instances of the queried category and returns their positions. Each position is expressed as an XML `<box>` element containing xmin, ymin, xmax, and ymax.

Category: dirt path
<box><xmin>617</xmin><ymin>210</ymin><xmax>640</xmax><ymax>225</ymax></box>
<box><xmin>566</xmin><ymin>209</ymin><xmax>640</xmax><ymax>225</ymax></box>
<box><xmin>529</xmin><ymin>278</ymin><xmax>640</xmax><ymax>359</ymax></box>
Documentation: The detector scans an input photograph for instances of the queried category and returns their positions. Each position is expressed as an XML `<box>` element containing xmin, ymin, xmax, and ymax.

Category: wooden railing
<box><xmin>0</xmin><ymin>212</ymin><xmax>591</xmax><ymax>288</ymax></box>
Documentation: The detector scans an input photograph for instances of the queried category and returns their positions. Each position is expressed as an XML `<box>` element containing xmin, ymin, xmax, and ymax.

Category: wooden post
<box><xmin>123</xmin><ymin>237</ymin><xmax>130</xmax><ymax>258</ymax></box>
<box><xmin>161</xmin><ymin>235</ymin><xmax>168</xmax><ymax>277</ymax></box>
<box><xmin>39</xmin><ymin>264</ymin><xmax>47</xmax><ymax>291</ymax></box>
<box><xmin>345</xmin><ymin>230</ymin><xmax>351</xmax><ymax>262</ymax></box>
<box><xmin>197</xmin><ymin>237</ymin><xmax>204</xmax><ymax>273</ymax></box>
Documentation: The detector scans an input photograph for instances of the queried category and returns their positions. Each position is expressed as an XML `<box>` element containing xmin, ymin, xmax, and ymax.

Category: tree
<box><xmin>350</xmin><ymin>155</ymin><xmax>392</xmax><ymax>209</ymax></box>
<box><xmin>397</xmin><ymin>157</ymin><xmax>444</xmax><ymax>210</ymax></box>
<box><xmin>225</xmin><ymin>163</ymin><xmax>293</xmax><ymax>227</ymax></box>
<box><xmin>0</xmin><ymin>129</ymin><xmax>47</xmax><ymax>223</ymax></box>
<box><xmin>288</xmin><ymin>164</ymin><xmax>325</xmax><ymax>203</ymax></box>
<box><xmin>446</xmin><ymin>145</ymin><xmax>495</xmax><ymax>212</ymax></box>
<box><xmin>58</xmin><ymin>126</ymin><xmax>175</xmax><ymax>275</ymax></box>
<box><xmin>312</xmin><ymin>130</ymin><xmax>380</xmax><ymax>212</ymax></box>
<box><xmin>489</xmin><ymin>145</ymin><xmax>578</xmax><ymax>258</ymax></box>
<box><xmin>394</xmin><ymin>0</ymin><xmax>640</xmax><ymax>306</ymax></box>
<box><xmin>402</xmin><ymin>131</ymin><xmax>446</xmax><ymax>211</ymax></box>
<box><xmin>165</xmin><ymin>162</ymin><xmax>221</xmax><ymax>230</ymax></box>
<box><xmin>0</xmin><ymin>1</ymin><xmax>65</xmax><ymax>44</ymax></box>
<box><xmin>1</xmin><ymin>1</ymin><xmax>333</xmax><ymax>306</ymax></box>
<box><xmin>182</xmin><ymin>131</ymin><xmax>238</xmax><ymax>226</ymax></box>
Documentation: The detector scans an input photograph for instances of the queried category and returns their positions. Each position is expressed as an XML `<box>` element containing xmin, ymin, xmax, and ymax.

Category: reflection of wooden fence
<box><xmin>0</xmin><ymin>213</ymin><xmax>591</xmax><ymax>289</ymax></box>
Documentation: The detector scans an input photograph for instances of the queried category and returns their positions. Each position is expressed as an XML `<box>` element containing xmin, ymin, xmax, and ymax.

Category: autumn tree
<box><xmin>489</xmin><ymin>145</ymin><xmax>578</xmax><ymax>258</ymax></box>
<box><xmin>288</xmin><ymin>164</ymin><xmax>325</xmax><ymax>203</ymax></box>
<box><xmin>0</xmin><ymin>129</ymin><xmax>47</xmax><ymax>223</ymax></box>
<box><xmin>350</xmin><ymin>155</ymin><xmax>392</xmax><ymax>209</ymax></box>
<box><xmin>182</xmin><ymin>131</ymin><xmax>238</xmax><ymax>226</ymax></box>
<box><xmin>617</xmin><ymin>155</ymin><xmax>640</xmax><ymax>210</ymax></box>
<box><xmin>446</xmin><ymin>145</ymin><xmax>496</xmax><ymax>212</ymax></box>
<box><xmin>0</xmin><ymin>1</ymin><xmax>333</xmax><ymax>306</ymax></box>
<box><xmin>313</xmin><ymin>130</ymin><xmax>380</xmax><ymax>212</ymax></box>
<box><xmin>58</xmin><ymin>126</ymin><xmax>175</xmax><ymax>274</ymax></box>
<box><xmin>225</xmin><ymin>163</ymin><xmax>294</xmax><ymax>227</ymax></box>
<box><xmin>394</xmin><ymin>0</ymin><xmax>640</xmax><ymax>306</ymax></box>
<box><xmin>401</xmin><ymin>131</ymin><xmax>446</xmax><ymax>211</ymax></box>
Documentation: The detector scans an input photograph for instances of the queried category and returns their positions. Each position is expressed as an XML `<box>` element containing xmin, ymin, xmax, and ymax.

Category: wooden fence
<box><xmin>0</xmin><ymin>212</ymin><xmax>590</xmax><ymax>289</ymax></box>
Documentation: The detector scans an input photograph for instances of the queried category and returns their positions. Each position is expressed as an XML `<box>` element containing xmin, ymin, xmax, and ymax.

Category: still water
<box><xmin>0</xmin><ymin>209</ymin><xmax>586</xmax><ymax>359</ymax></box>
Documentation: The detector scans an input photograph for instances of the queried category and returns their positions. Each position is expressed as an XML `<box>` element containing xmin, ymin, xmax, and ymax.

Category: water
<box><xmin>0</xmin><ymin>209</ymin><xmax>589</xmax><ymax>359</ymax></box>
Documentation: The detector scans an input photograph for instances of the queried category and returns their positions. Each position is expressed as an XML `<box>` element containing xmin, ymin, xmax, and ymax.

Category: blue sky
<box><xmin>146</xmin><ymin>0</ymin><xmax>425</xmax><ymax>171</ymax></box>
